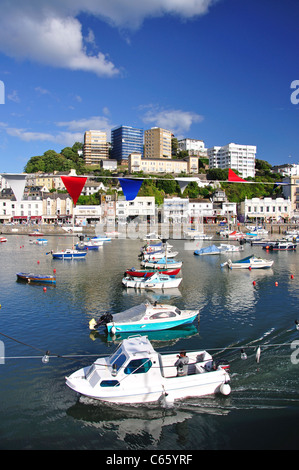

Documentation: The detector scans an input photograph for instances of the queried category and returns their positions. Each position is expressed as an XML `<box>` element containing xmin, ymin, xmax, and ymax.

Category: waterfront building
<box><xmin>116</xmin><ymin>196</ymin><xmax>155</xmax><ymax>224</ymax></box>
<box><xmin>144</xmin><ymin>127</ymin><xmax>172</xmax><ymax>159</ymax></box>
<box><xmin>282</xmin><ymin>175</ymin><xmax>299</xmax><ymax>215</ymax></box>
<box><xmin>239</xmin><ymin>197</ymin><xmax>292</xmax><ymax>222</ymax></box>
<box><xmin>111</xmin><ymin>126</ymin><xmax>143</xmax><ymax>162</ymax></box>
<box><xmin>128</xmin><ymin>152</ymin><xmax>198</xmax><ymax>174</ymax></box>
<box><xmin>208</xmin><ymin>143</ymin><xmax>256</xmax><ymax>178</ymax></box>
<box><xmin>43</xmin><ymin>193</ymin><xmax>73</xmax><ymax>224</ymax></box>
<box><xmin>74</xmin><ymin>205</ymin><xmax>102</xmax><ymax>225</ymax></box>
<box><xmin>163</xmin><ymin>197</ymin><xmax>189</xmax><ymax>224</ymax></box>
<box><xmin>83</xmin><ymin>130</ymin><xmax>109</xmax><ymax>165</ymax></box>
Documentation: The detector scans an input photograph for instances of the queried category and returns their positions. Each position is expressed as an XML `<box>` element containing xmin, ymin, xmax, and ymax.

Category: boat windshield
<box><xmin>109</xmin><ymin>346</ymin><xmax>127</xmax><ymax>373</ymax></box>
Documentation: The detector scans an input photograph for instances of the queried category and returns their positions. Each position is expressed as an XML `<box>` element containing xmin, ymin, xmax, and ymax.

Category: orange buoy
<box><xmin>291</xmin><ymin>274</ymin><xmax>294</xmax><ymax>279</ymax></box>
<box><xmin>253</xmin><ymin>281</ymin><xmax>256</xmax><ymax>286</ymax></box>
<box><xmin>275</xmin><ymin>281</ymin><xmax>278</xmax><ymax>286</ymax></box>
<box><xmin>43</xmin><ymin>287</ymin><xmax>47</xmax><ymax>292</ymax></box>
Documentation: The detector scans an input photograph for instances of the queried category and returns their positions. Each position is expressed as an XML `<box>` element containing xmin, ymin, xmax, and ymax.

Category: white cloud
<box><xmin>141</xmin><ymin>106</ymin><xmax>204</xmax><ymax>137</ymax></box>
<box><xmin>0</xmin><ymin>1</ymin><xmax>216</xmax><ymax>75</ymax></box>
<box><xmin>56</xmin><ymin>115</ymin><xmax>113</xmax><ymax>133</ymax></box>
<box><xmin>2</xmin><ymin>114</ymin><xmax>115</xmax><ymax>146</ymax></box>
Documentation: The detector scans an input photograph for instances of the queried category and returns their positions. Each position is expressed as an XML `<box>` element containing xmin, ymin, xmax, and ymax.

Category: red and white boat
<box><xmin>125</xmin><ymin>267</ymin><xmax>181</xmax><ymax>278</ymax></box>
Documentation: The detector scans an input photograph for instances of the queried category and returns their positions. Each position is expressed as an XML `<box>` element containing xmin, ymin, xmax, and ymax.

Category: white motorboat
<box><xmin>141</xmin><ymin>257</ymin><xmax>183</xmax><ymax>270</ymax></box>
<box><xmin>122</xmin><ymin>272</ymin><xmax>182</xmax><ymax>289</ymax></box>
<box><xmin>184</xmin><ymin>230</ymin><xmax>213</xmax><ymax>240</ymax></box>
<box><xmin>66</xmin><ymin>335</ymin><xmax>231</xmax><ymax>404</ymax></box>
<box><xmin>219</xmin><ymin>243</ymin><xmax>244</xmax><ymax>252</ymax></box>
<box><xmin>89</xmin><ymin>302</ymin><xmax>200</xmax><ymax>334</ymax></box>
<box><xmin>141</xmin><ymin>250</ymin><xmax>179</xmax><ymax>260</ymax></box>
<box><xmin>221</xmin><ymin>254</ymin><xmax>274</xmax><ymax>269</ymax></box>
<box><xmin>143</xmin><ymin>232</ymin><xmax>160</xmax><ymax>241</ymax></box>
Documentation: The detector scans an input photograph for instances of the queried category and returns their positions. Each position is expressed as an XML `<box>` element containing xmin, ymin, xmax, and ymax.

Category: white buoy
<box><xmin>256</xmin><ymin>346</ymin><xmax>261</xmax><ymax>363</ymax></box>
<box><xmin>220</xmin><ymin>383</ymin><xmax>231</xmax><ymax>396</ymax></box>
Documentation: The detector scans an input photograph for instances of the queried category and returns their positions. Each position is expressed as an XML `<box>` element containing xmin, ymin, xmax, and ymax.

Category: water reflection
<box><xmin>89</xmin><ymin>324</ymin><xmax>199</xmax><ymax>349</ymax></box>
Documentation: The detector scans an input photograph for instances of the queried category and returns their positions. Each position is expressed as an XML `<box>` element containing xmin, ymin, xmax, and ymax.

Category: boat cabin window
<box><xmin>149</xmin><ymin>311</ymin><xmax>176</xmax><ymax>319</ymax></box>
<box><xmin>110</xmin><ymin>349</ymin><xmax>127</xmax><ymax>373</ymax></box>
<box><xmin>100</xmin><ymin>380</ymin><xmax>120</xmax><ymax>387</ymax></box>
<box><xmin>124</xmin><ymin>358</ymin><xmax>152</xmax><ymax>374</ymax></box>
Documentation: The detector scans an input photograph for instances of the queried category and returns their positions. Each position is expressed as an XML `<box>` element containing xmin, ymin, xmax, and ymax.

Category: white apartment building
<box><xmin>240</xmin><ymin>197</ymin><xmax>292</xmax><ymax>222</ymax></box>
<box><xmin>208</xmin><ymin>143</ymin><xmax>256</xmax><ymax>178</ymax></box>
<box><xmin>272</xmin><ymin>163</ymin><xmax>299</xmax><ymax>177</ymax></box>
<box><xmin>188</xmin><ymin>199</ymin><xmax>214</xmax><ymax>222</ymax></box>
<box><xmin>116</xmin><ymin>196</ymin><xmax>155</xmax><ymax>223</ymax></box>
<box><xmin>178</xmin><ymin>138</ymin><xmax>207</xmax><ymax>157</ymax></box>
<box><xmin>163</xmin><ymin>197</ymin><xmax>189</xmax><ymax>224</ymax></box>
<box><xmin>0</xmin><ymin>197</ymin><xmax>43</xmax><ymax>223</ymax></box>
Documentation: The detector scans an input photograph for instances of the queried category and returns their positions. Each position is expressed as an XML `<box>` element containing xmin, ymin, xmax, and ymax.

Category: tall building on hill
<box><xmin>111</xmin><ymin>125</ymin><xmax>143</xmax><ymax>162</ymax></box>
<box><xmin>208</xmin><ymin>143</ymin><xmax>256</xmax><ymax>178</ymax></box>
<box><xmin>83</xmin><ymin>130</ymin><xmax>109</xmax><ymax>165</ymax></box>
<box><xmin>144</xmin><ymin>127</ymin><xmax>172</xmax><ymax>159</ymax></box>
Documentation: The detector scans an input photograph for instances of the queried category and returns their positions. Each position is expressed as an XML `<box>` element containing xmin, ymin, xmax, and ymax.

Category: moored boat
<box><xmin>16</xmin><ymin>272</ymin><xmax>56</xmax><ymax>284</ymax></box>
<box><xmin>263</xmin><ymin>241</ymin><xmax>296</xmax><ymax>251</ymax></box>
<box><xmin>140</xmin><ymin>257</ymin><xmax>182</xmax><ymax>269</ymax></box>
<box><xmin>51</xmin><ymin>249</ymin><xmax>87</xmax><ymax>259</ymax></box>
<box><xmin>194</xmin><ymin>245</ymin><xmax>221</xmax><ymax>256</ymax></box>
<box><xmin>221</xmin><ymin>254</ymin><xmax>274</xmax><ymax>269</ymax></box>
<box><xmin>89</xmin><ymin>302</ymin><xmax>199</xmax><ymax>334</ymax></box>
<box><xmin>66</xmin><ymin>335</ymin><xmax>231</xmax><ymax>404</ymax></box>
<box><xmin>125</xmin><ymin>267</ymin><xmax>181</xmax><ymax>278</ymax></box>
<box><xmin>122</xmin><ymin>271</ymin><xmax>182</xmax><ymax>289</ymax></box>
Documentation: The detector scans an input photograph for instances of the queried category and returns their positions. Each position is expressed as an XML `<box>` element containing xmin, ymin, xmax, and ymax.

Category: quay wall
<box><xmin>0</xmin><ymin>223</ymin><xmax>297</xmax><ymax>239</ymax></box>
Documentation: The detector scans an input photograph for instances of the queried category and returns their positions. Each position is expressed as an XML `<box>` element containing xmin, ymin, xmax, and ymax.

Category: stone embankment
<box><xmin>0</xmin><ymin>223</ymin><xmax>297</xmax><ymax>239</ymax></box>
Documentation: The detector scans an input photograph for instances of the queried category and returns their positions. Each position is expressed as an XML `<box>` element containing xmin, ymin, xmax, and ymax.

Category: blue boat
<box><xmin>141</xmin><ymin>257</ymin><xmax>182</xmax><ymax>269</ymax></box>
<box><xmin>194</xmin><ymin>245</ymin><xmax>221</xmax><ymax>256</ymax></box>
<box><xmin>51</xmin><ymin>249</ymin><xmax>87</xmax><ymax>259</ymax></box>
<box><xmin>89</xmin><ymin>302</ymin><xmax>200</xmax><ymax>334</ymax></box>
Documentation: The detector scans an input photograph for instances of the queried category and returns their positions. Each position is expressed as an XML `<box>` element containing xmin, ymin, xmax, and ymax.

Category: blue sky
<box><xmin>0</xmin><ymin>0</ymin><xmax>298</xmax><ymax>173</ymax></box>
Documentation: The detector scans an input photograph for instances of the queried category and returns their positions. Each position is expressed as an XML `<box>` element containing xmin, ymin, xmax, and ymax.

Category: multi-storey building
<box><xmin>208</xmin><ymin>143</ymin><xmax>256</xmax><ymax>178</ymax></box>
<box><xmin>128</xmin><ymin>152</ymin><xmax>198</xmax><ymax>174</ymax></box>
<box><xmin>116</xmin><ymin>196</ymin><xmax>155</xmax><ymax>223</ymax></box>
<box><xmin>83</xmin><ymin>130</ymin><xmax>109</xmax><ymax>165</ymax></box>
<box><xmin>239</xmin><ymin>197</ymin><xmax>292</xmax><ymax>222</ymax></box>
<box><xmin>178</xmin><ymin>138</ymin><xmax>207</xmax><ymax>157</ymax></box>
<box><xmin>282</xmin><ymin>175</ymin><xmax>299</xmax><ymax>213</ymax></box>
<box><xmin>111</xmin><ymin>126</ymin><xmax>143</xmax><ymax>162</ymax></box>
<box><xmin>144</xmin><ymin>127</ymin><xmax>172</xmax><ymax>159</ymax></box>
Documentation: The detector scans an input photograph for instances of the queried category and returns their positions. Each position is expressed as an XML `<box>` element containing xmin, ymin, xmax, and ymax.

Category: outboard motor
<box><xmin>89</xmin><ymin>313</ymin><xmax>113</xmax><ymax>330</ymax></box>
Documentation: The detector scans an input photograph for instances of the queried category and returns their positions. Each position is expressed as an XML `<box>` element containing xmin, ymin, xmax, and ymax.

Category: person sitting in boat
<box><xmin>175</xmin><ymin>350</ymin><xmax>189</xmax><ymax>377</ymax></box>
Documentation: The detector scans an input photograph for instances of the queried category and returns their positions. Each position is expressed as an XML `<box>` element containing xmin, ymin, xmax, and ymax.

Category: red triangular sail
<box><xmin>61</xmin><ymin>176</ymin><xmax>87</xmax><ymax>205</ymax></box>
<box><xmin>228</xmin><ymin>169</ymin><xmax>246</xmax><ymax>182</ymax></box>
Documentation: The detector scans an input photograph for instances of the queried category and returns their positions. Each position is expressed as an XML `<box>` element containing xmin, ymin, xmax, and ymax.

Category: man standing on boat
<box><xmin>175</xmin><ymin>351</ymin><xmax>189</xmax><ymax>376</ymax></box>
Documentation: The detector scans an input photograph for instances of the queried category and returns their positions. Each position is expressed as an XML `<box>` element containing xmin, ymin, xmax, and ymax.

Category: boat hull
<box><xmin>106</xmin><ymin>313</ymin><xmax>198</xmax><ymax>334</ymax></box>
<box><xmin>122</xmin><ymin>277</ymin><xmax>182</xmax><ymax>289</ymax></box>
<box><xmin>16</xmin><ymin>273</ymin><xmax>56</xmax><ymax>284</ymax></box>
<box><xmin>125</xmin><ymin>268</ymin><xmax>181</xmax><ymax>277</ymax></box>
<box><xmin>52</xmin><ymin>250</ymin><xmax>87</xmax><ymax>259</ymax></box>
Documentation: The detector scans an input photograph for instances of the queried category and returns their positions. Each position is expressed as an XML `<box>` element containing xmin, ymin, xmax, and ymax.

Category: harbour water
<box><xmin>0</xmin><ymin>233</ymin><xmax>299</xmax><ymax>450</ymax></box>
